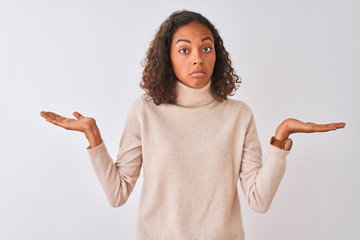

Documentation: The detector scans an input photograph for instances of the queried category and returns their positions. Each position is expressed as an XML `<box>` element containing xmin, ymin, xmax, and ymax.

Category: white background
<box><xmin>1</xmin><ymin>0</ymin><xmax>359</xmax><ymax>239</ymax></box>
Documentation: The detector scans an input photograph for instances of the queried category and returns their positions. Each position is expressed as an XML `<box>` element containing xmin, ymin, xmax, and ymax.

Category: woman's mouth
<box><xmin>190</xmin><ymin>71</ymin><xmax>205</xmax><ymax>78</ymax></box>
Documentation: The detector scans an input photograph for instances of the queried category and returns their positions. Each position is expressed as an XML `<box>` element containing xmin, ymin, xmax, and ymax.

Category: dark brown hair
<box><xmin>140</xmin><ymin>10</ymin><xmax>241</xmax><ymax>105</ymax></box>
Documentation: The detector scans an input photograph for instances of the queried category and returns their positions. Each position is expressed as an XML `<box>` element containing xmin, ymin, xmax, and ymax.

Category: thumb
<box><xmin>73</xmin><ymin>111</ymin><xmax>84</xmax><ymax>119</ymax></box>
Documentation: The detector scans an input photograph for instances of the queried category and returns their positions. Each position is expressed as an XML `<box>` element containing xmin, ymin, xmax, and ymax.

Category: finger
<box><xmin>43</xmin><ymin>117</ymin><xmax>64</xmax><ymax>127</ymax></box>
<box><xmin>317</xmin><ymin>122</ymin><xmax>346</xmax><ymax>131</ymax></box>
<box><xmin>41</xmin><ymin>111</ymin><xmax>59</xmax><ymax>118</ymax></box>
<box><xmin>41</xmin><ymin>111</ymin><xmax>53</xmax><ymax>118</ymax></box>
<box><xmin>43</xmin><ymin>112</ymin><xmax>66</xmax><ymax>121</ymax></box>
<box><xmin>41</xmin><ymin>111</ymin><xmax>68</xmax><ymax>126</ymax></box>
<box><xmin>335</xmin><ymin>122</ymin><xmax>346</xmax><ymax>129</ymax></box>
<box><xmin>73</xmin><ymin>111</ymin><xmax>84</xmax><ymax>119</ymax></box>
<box><xmin>40</xmin><ymin>111</ymin><xmax>56</xmax><ymax>120</ymax></box>
<box><xmin>321</xmin><ymin>124</ymin><xmax>337</xmax><ymax>132</ymax></box>
<box><xmin>309</xmin><ymin>123</ymin><xmax>342</xmax><ymax>133</ymax></box>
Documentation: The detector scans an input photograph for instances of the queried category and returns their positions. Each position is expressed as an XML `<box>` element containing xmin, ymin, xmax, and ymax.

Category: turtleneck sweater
<box><xmin>173</xmin><ymin>79</ymin><xmax>215</xmax><ymax>107</ymax></box>
<box><xmin>86</xmin><ymin>80</ymin><xmax>289</xmax><ymax>240</ymax></box>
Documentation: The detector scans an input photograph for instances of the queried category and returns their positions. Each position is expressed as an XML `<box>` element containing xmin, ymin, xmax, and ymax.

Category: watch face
<box><xmin>284</xmin><ymin>139</ymin><xmax>293</xmax><ymax>151</ymax></box>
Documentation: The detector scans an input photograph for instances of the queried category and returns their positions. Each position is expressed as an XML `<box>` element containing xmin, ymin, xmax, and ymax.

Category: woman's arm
<box><xmin>239</xmin><ymin>114</ymin><xmax>288</xmax><ymax>213</ymax></box>
<box><xmin>239</xmin><ymin>114</ymin><xmax>345</xmax><ymax>213</ymax></box>
<box><xmin>40</xmin><ymin>103</ymin><xmax>143</xmax><ymax>207</ymax></box>
<box><xmin>85</xmin><ymin>98</ymin><xmax>143</xmax><ymax>207</ymax></box>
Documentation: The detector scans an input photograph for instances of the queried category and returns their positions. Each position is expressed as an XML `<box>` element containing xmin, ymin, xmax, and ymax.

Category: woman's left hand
<box><xmin>275</xmin><ymin>118</ymin><xmax>346</xmax><ymax>140</ymax></box>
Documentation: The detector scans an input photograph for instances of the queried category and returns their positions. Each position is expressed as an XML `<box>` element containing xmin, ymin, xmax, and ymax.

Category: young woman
<box><xmin>40</xmin><ymin>10</ymin><xmax>345</xmax><ymax>240</ymax></box>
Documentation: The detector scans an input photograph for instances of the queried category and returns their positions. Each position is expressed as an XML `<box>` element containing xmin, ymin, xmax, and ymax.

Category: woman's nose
<box><xmin>193</xmin><ymin>51</ymin><xmax>203</xmax><ymax>65</ymax></box>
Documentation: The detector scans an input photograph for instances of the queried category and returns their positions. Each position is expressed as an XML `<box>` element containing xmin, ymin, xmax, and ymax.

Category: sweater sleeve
<box><xmin>86</xmin><ymin>97</ymin><xmax>143</xmax><ymax>207</ymax></box>
<box><xmin>239</xmin><ymin>111</ymin><xmax>289</xmax><ymax>213</ymax></box>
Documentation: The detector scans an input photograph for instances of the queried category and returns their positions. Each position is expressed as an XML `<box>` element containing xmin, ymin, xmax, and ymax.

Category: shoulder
<box><xmin>128</xmin><ymin>94</ymin><xmax>160</xmax><ymax>117</ymax></box>
<box><xmin>129</xmin><ymin>94</ymin><xmax>154</xmax><ymax>108</ymax></box>
<box><xmin>124</xmin><ymin>95</ymin><xmax>149</xmax><ymax>122</ymax></box>
<box><xmin>224</xmin><ymin>98</ymin><xmax>254</xmax><ymax>117</ymax></box>
<box><xmin>224</xmin><ymin>98</ymin><xmax>259</xmax><ymax>132</ymax></box>
<box><xmin>127</xmin><ymin>95</ymin><xmax>143</xmax><ymax>111</ymax></box>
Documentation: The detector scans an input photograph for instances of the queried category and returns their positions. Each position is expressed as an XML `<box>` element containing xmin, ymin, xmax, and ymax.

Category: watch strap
<box><xmin>270</xmin><ymin>136</ymin><xmax>293</xmax><ymax>151</ymax></box>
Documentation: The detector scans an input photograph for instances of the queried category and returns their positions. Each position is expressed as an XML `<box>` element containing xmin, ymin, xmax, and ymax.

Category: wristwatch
<box><xmin>270</xmin><ymin>136</ymin><xmax>293</xmax><ymax>151</ymax></box>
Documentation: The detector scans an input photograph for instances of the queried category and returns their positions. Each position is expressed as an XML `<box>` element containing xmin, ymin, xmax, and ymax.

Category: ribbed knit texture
<box><xmin>86</xmin><ymin>79</ymin><xmax>289</xmax><ymax>240</ymax></box>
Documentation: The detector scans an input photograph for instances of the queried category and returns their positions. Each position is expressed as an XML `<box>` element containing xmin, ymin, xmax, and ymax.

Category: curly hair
<box><xmin>140</xmin><ymin>10</ymin><xmax>241</xmax><ymax>105</ymax></box>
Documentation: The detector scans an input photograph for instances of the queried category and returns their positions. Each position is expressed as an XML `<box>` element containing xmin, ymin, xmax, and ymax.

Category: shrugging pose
<box><xmin>41</xmin><ymin>10</ymin><xmax>345</xmax><ymax>240</ymax></box>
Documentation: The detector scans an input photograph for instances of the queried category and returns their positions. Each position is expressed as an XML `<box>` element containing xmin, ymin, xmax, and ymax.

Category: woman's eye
<box><xmin>203</xmin><ymin>47</ymin><xmax>212</xmax><ymax>52</ymax></box>
<box><xmin>179</xmin><ymin>49</ymin><xmax>189</xmax><ymax>54</ymax></box>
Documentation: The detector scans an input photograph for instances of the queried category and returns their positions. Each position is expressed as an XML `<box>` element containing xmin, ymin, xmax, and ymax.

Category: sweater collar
<box><xmin>174</xmin><ymin>79</ymin><xmax>215</xmax><ymax>107</ymax></box>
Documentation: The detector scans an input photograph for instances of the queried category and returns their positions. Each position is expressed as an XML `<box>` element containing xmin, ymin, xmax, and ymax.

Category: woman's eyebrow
<box><xmin>175</xmin><ymin>36</ymin><xmax>213</xmax><ymax>45</ymax></box>
<box><xmin>175</xmin><ymin>39</ymin><xmax>191</xmax><ymax>44</ymax></box>
<box><xmin>201</xmin><ymin>37</ymin><xmax>213</xmax><ymax>42</ymax></box>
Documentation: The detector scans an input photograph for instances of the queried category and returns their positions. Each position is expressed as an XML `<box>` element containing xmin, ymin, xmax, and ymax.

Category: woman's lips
<box><xmin>190</xmin><ymin>72</ymin><xmax>205</xmax><ymax>77</ymax></box>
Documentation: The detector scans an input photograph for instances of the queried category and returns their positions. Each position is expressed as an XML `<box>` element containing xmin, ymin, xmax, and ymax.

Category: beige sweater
<box><xmin>86</xmin><ymin>79</ymin><xmax>289</xmax><ymax>240</ymax></box>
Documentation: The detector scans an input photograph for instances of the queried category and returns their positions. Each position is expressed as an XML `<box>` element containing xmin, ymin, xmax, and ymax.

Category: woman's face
<box><xmin>170</xmin><ymin>22</ymin><xmax>216</xmax><ymax>88</ymax></box>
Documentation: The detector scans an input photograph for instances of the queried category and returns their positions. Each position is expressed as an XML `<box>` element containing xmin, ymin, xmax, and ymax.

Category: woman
<box><xmin>40</xmin><ymin>10</ymin><xmax>345</xmax><ymax>240</ymax></box>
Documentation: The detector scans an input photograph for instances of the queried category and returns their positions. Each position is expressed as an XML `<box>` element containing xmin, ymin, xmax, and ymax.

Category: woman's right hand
<box><xmin>40</xmin><ymin>111</ymin><xmax>95</xmax><ymax>133</ymax></box>
<box><xmin>40</xmin><ymin>111</ymin><xmax>103</xmax><ymax>148</ymax></box>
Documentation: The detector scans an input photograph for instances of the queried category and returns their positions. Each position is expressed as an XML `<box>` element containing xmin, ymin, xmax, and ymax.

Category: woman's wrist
<box><xmin>275</xmin><ymin>120</ymin><xmax>290</xmax><ymax>141</ymax></box>
<box><xmin>84</xmin><ymin>124</ymin><xmax>103</xmax><ymax>149</ymax></box>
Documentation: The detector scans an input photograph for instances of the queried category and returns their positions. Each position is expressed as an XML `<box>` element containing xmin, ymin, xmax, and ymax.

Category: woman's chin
<box><xmin>179</xmin><ymin>78</ymin><xmax>211</xmax><ymax>88</ymax></box>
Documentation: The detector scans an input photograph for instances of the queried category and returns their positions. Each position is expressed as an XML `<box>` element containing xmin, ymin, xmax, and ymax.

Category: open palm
<box><xmin>276</xmin><ymin>118</ymin><xmax>346</xmax><ymax>140</ymax></box>
<box><xmin>40</xmin><ymin>111</ymin><xmax>95</xmax><ymax>133</ymax></box>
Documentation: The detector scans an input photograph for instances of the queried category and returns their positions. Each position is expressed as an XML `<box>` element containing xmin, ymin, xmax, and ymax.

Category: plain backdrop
<box><xmin>1</xmin><ymin>0</ymin><xmax>359</xmax><ymax>239</ymax></box>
